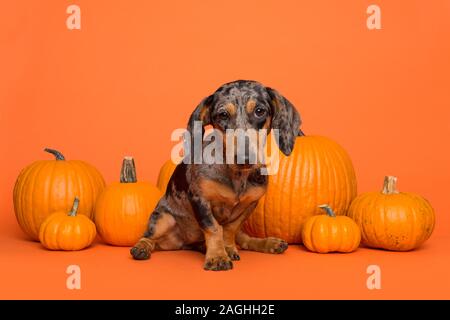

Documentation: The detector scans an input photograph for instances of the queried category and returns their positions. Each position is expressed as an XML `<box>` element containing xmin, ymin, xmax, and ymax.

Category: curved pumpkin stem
<box><xmin>120</xmin><ymin>156</ymin><xmax>137</xmax><ymax>183</ymax></box>
<box><xmin>382</xmin><ymin>176</ymin><xmax>399</xmax><ymax>195</ymax></box>
<box><xmin>318</xmin><ymin>204</ymin><xmax>336</xmax><ymax>217</ymax></box>
<box><xmin>298</xmin><ymin>129</ymin><xmax>305</xmax><ymax>137</ymax></box>
<box><xmin>44</xmin><ymin>148</ymin><xmax>65</xmax><ymax>160</ymax></box>
<box><xmin>69</xmin><ymin>197</ymin><xmax>80</xmax><ymax>217</ymax></box>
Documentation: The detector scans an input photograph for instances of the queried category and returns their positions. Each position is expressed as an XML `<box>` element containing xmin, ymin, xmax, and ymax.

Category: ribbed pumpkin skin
<box><xmin>156</xmin><ymin>160</ymin><xmax>177</xmax><ymax>193</ymax></box>
<box><xmin>243</xmin><ymin>136</ymin><xmax>357</xmax><ymax>244</ymax></box>
<box><xmin>39</xmin><ymin>211</ymin><xmax>96</xmax><ymax>251</ymax></box>
<box><xmin>14</xmin><ymin>158</ymin><xmax>105</xmax><ymax>241</ymax></box>
<box><xmin>302</xmin><ymin>214</ymin><xmax>361</xmax><ymax>253</ymax></box>
<box><xmin>347</xmin><ymin>186</ymin><xmax>435</xmax><ymax>251</ymax></box>
<box><xmin>94</xmin><ymin>182</ymin><xmax>162</xmax><ymax>246</ymax></box>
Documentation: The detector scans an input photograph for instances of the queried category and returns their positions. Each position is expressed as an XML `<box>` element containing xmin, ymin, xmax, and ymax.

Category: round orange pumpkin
<box><xmin>13</xmin><ymin>148</ymin><xmax>105</xmax><ymax>241</ymax></box>
<box><xmin>243</xmin><ymin>135</ymin><xmax>357</xmax><ymax>244</ymax></box>
<box><xmin>302</xmin><ymin>204</ymin><xmax>361</xmax><ymax>253</ymax></box>
<box><xmin>94</xmin><ymin>157</ymin><xmax>162</xmax><ymax>246</ymax></box>
<box><xmin>347</xmin><ymin>176</ymin><xmax>435</xmax><ymax>251</ymax></box>
<box><xmin>39</xmin><ymin>197</ymin><xmax>96</xmax><ymax>251</ymax></box>
<box><xmin>156</xmin><ymin>159</ymin><xmax>178</xmax><ymax>192</ymax></box>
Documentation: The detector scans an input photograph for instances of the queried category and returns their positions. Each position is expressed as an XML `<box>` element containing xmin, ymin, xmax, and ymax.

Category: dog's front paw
<box><xmin>265</xmin><ymin>237</ymin><xmax>288</xmax><ymax>254</ymax></box>
<box><xmin>130</xmin><ymin>245</ymin><xmax>151</xmax><ymax>260</ymax></box>
<box><xmin>204</xmin><ymin>255</ymin><xmax>233</xmax><ymax>271</ymax></box>
<box><xmin>225</xmin><ymin>246</ymin><xmax>240</xmax><ymax>261</ymax></box>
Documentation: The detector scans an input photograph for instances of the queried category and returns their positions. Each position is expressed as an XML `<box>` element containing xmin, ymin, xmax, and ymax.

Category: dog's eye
<box><xmin>217</xmin><ymin>111</ymin><xmax>229</xmax><ymax>121</ymax></box>
<box><xmin>254</xmin><ymin>107</ymin><xmax>267</xmax><ymax>118</ymax></box>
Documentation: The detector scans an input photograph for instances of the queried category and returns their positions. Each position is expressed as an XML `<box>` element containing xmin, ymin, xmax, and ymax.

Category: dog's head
<box><xmin>187</xmin><ymin>80</ymin><xmax>301</xmax><ymax>168</ymax></box>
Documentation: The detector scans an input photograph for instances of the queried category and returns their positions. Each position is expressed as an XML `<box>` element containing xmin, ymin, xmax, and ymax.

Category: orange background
<box><xmin>1</xmin><ymin>0</ymin><xmax>449</xmax><ymax>299</ymax></box>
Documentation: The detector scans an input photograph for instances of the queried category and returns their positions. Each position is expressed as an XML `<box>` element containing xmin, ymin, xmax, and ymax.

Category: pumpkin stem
<box><xmin>44</xmin><ymin>148</ymin><xmax>65</xmax><ymax>160</ymax></box>
<box><xmin>69</xmin><ymin>197</ymin><xmax>80</xmax><ymax>217</ymax></box>
<box><xmin>120</xmin><ymin>156</ymin><xmax>137</xmax><ymax>183</ymax></box>
<box><xmin>298</xmin><ymin>129</ymin><xmax>305</xmax><ymax>137</ymax></box>
<box><xmin>382</xmin><ymin>176</ymin><xmax>399</xmax><ymax>195</ymax></box>
<box><xmin>318</xmin><ymin>204</ymin><xmax>336</xmax><ymax>217</ymax></box>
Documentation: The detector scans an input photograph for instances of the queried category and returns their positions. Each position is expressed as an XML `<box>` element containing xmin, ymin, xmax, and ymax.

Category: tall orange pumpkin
<box><xmin>347</xmin><ymin>176</ymin><xmax>435</xmax><ymax>251</ymax></box>
<box><xmin>156</xmin><ymin>159</ymin><xmax>178</xmax><ymax>193</ymax></box>
<box><xmin>13</xmin><ymin>148</ymin><xmax>105</xmax><ymax>240</ymax></box>
<box><xmin>94</xmin><ymin>157</ymin><xmax>162</xmax><ymax>246</ymax></box>
<box><xmin>243</xmin><ymin>135</ymin><xmax>357</xmax><ymax>244</ymax></box>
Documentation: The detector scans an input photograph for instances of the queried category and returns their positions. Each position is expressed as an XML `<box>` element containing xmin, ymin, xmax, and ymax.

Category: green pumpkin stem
<box><xmin>44</xmin><ymin>148</ymin><xmax>65</xmax><ymax>160</ymax></box>
<box><xmin>382</xmin><ymin>176</ymin><xmax>399</xmax><ymax>195</ymax></box>
<box><xmin>319</xmin><ymin>204</ymin><xmax>336</xmax><ymax>217</ymax></box>
<box><xmin>120</xmin><ymin>156</ymin><xmax>137</xmax><ymax>183</ymax></box>
<box><xmin>69</xmin><ymin>197</ymin><xmax>80</xmax><ymax>217</ymax></box>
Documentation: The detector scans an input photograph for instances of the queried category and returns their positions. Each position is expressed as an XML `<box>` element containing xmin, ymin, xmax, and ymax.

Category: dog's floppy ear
<box><xmin>184</xmin><ymin>95</ymin><xmax>214</xmax><ymax>163</ymax></box>
<box><xmin>266</xmin><ymin>87</ymin><xmax>301</xmax><ymax>156</ymax></box>
<box><xmin>187</xmin><ymin>95</ymin><xmax>214</xmax><ymax>137</ymax></box>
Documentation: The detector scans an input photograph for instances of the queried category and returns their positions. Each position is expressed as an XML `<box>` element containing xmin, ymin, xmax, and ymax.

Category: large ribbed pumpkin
<box><xmin>13</xmin><ymin>148</ymin><xmax>105</xmax><ymax>241</ymax></box>
<box><xmin>156</xmin><ymin>159</ymin><xmax>178</xmax><ymax>193</ymax></box>
<box><xmin>347</xmin><ymin>176</ymin><xmax>435</xmax><ymax>251</ymax></box>
<box><xmin>243</xmin><ymin>135</ymin><xmax>357</xmax><ymax>244</ymax></box>
<box><xmin>94</xmin><ymin>157</ymin><xmax>162</xmax><ymax>246</ymax></box>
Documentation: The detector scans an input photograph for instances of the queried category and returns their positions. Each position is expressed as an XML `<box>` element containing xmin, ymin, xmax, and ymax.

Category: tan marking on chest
<box><xmin>226</xmin><ymin>185</ymin><xmax>266</xmax><ymax>223</ymax></box>
<box><xmin>199</xmin><ymin>179</ymin><xmax>238</xmax><ymax>206</ymax></box>
<box><xmin>238</xmin><ymin>186</ymin><xmax>266</xmax><ymax>205</ymax></box>
<box><xmin>200</xmin><ymin>179</ymin><xmax>266</xmax><ymax>207</ymax></box>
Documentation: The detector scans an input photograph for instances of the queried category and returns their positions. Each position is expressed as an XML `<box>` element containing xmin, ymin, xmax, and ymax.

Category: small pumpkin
<box><xmin>39</xmin><ymin>197</ymin><xmax>96</xmax><ymax>250</ymax></box>
<box><xmin>244</xmin><ymin>134</ymin><xmax>357</xmax><ymax>243</ymax></box>
<box><xmin>302</xmin><ymin>205</ymin><xmax>361</xmax><ymax>253</ymax></box>
<box><xmin>156</xmin><ymin>159</ymin><xmax>178</xmax><ymax>192</ymax></box>
<box><xmin>14</xmin><ymin>148</ymin><xmax>105</xmax><ymax>240</ymax></box>
<box><xmin>94</xmin><ymin>157</ymin><xmax>162</xmax><ymax>246</ymax></box>
<box><xmin>347</xmin><ymin>176</ymin><xmax>435</xmax><ymax>251</ymax></box>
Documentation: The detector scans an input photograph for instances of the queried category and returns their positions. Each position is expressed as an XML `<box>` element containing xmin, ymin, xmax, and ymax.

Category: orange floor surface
<box><xmin>1</xmin><ymin>222</ymin><xmax>449</xmax><ymax>300</ymax></box>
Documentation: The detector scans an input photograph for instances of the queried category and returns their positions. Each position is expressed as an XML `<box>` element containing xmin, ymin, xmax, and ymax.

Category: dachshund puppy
<box><xmin>131</xmin><ymin>80</ymin><xmax>301</xmax><ymax>271</ymax></box>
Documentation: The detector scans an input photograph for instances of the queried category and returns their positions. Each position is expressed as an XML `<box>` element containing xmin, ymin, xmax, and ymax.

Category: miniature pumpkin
<box><xmin>156</xmin><ymin>159</ymin><xmax>178</xmax><ymax>192</ymax></box>
<box><xmin>39</xmin><ymin>197</ymin><xmax>96</xmax><ymax>250</ymax></box>
<box><xmin>94</xmin><ymin>157</ymin><xmax>162</xmax><ymax>246</ymax></box>
<box><xmin>302</xmin><ymin>205</ymin><xmax>361</xmax><ymax>253</ymax></box>
<box><xmin>347</xmin><ymin>176</ymin><xmax>435</xmax><ymax>251</ymax></box>
<box><xmin>244</xmin><ymin>135</ymin><xmax>357</xmax><ymax>243</ymax></box>
<box><xmin>13</xmin><ymin>148</ymin><xmax>105</xmax><ymax>240</ymax></box>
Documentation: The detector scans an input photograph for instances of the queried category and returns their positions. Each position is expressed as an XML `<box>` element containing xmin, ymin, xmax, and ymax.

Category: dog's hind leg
<box><xmin>236</xmin><ymin>229</ymin><xmax>288</xmax><ymax>254</ymax></box>
<box><xmin>130</xmin><ymin>207</ymin><xmax>183</xmax><ymax>260</ymax></box>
